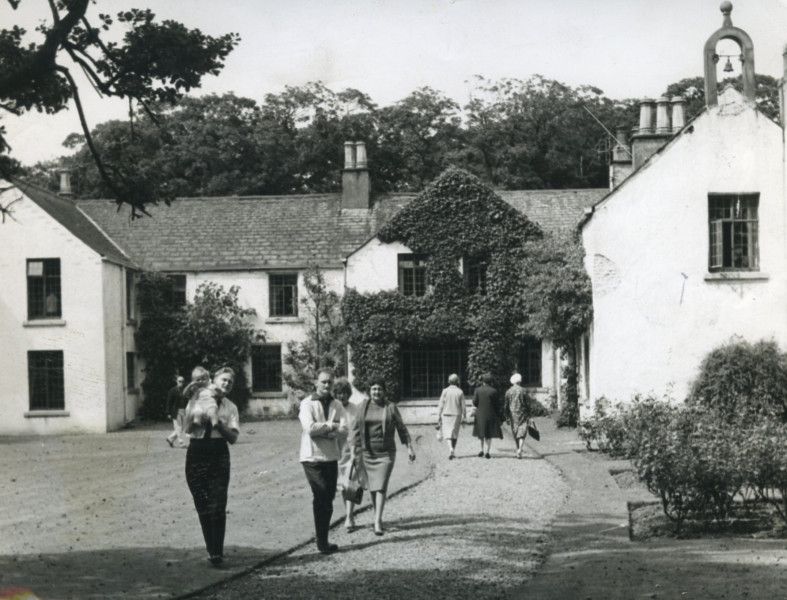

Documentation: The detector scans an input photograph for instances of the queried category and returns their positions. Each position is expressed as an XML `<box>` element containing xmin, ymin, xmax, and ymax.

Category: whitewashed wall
<box><xmin>582</xmin><ymin>90</ymin><xmax>787</xmax><ymax>406</ymax></box>
<box><xmin>0</xmin><ymin>187</ymin><xmax>114</xmax><ymax>434</ymax></box>
<box><xmin>345</xmin><ymin>238</ymin><xmax>412</xmax><ymax>292</ymax></box>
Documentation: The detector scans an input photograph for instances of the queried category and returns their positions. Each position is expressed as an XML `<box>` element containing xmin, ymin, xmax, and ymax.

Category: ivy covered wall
<box><xmin>343</xmin><ymin>167</ymin><xmax>557</xmax><ymax>398</ymax></box>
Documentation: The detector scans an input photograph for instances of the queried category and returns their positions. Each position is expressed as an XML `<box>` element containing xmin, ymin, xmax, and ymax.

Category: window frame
<box><xmin>517</xmin><ymin>336</ymin><xmax>543</xmax><ymax>387</ymax></box>
<box><xmin>464</xmin><ymin>254</ymin><xmax>488</xmax><ymax>295</ymax></box>
<box><xmin>708</xmin><ymin>193</ymin><xmax>760</xmax><ymax>272</ymax></box>
<box><xmin>397</xmin><ymin>254</ymin><xmax>429</xmax><ymax>297</ymax></box>
<box><xmin>28</xmin><ymin>350</ymin><xmax>65</xmax><ymax>411</ymax></box>
<box><xmin>126</xmin><ymin>352</ymin><xmax>136</xmax><ymax>390</ymax></box>
<box><xmin>27</xmin><ymin>258</ymin><xmax>62</xmax><ymax>320</ymax></box>
<box><xmin>167</xmin><ymin>274</ymin><xmax>187</xmax><ymax>308</ymax></box>
<box><xmin>125</xmin><ymin>269</ymin><xmax>136</xmax><ymax>322</ymax></box>
<box><xmin>251</xmin><ymin>344</ymin><xmax>283</xmax><ymax>392</ymax></box>
<box><xmin>269</xmin><ymin>273</ymin><xmax>299</xmax><ymax>317</ymax></box>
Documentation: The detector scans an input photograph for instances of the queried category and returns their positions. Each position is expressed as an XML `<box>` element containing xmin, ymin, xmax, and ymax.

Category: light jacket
<box><xmin>299</xmin><ymin>394</ymin><xmax>347</xmax><ymax>462</ymax></box>
<box><xmin>437</xmin><ymin>385</ymin><xmax>467</xmax><ymax>418</ymax></box>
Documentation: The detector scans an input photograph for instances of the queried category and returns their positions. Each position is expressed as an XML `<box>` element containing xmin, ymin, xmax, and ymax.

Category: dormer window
<box><xmin>708</xmin><ymin>193</ymin><xmax>759</xmax><ymax>271</ymax></box>
<box><xmin>398</xmin><ymin>254</ymin><xmax>428</xmax><ymax>297</ymax></box>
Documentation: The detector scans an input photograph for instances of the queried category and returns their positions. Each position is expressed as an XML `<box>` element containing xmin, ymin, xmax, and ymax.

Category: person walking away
<box><xmin>505</xmin><ymin>373</ymin><xmax>531</xmax><ymax>459</ymax></box>
<box><xmin>436</xmin><ymin>373</ymin><xmax>466</xmax><ymax>460</ymax></box>
<box><xmin>166</xmin><ymin>375</ymin><xmax>187</xmax><ymax>448</ymax></box>
<box><xmin>299</xmin><ymin>370</ymin><xmax>347</xmax><ymax>555</ymax></box>
<box><xmin>334</xmin><ymin>377</ymin><xmax>362</xmax><ymax>531</ymax></box>
<box><xmin>350</xmin><ymin>376</ymin><xmax>415</xmax><ymax>536</ymax></box>
<box><xmin>183</xmin><ymin>367</ymin><xmax>240</xmax><ymax>567</ymax></box>
<box><xmin>472</xmin><ymin>372</ymin><xmax>503</xmax><ymax>458</ymax></box>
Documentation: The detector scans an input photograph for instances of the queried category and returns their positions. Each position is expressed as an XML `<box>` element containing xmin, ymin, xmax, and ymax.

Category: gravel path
<box><xmin>196</xmin><ymin>426</ymin><xmax>569</xmax><ymax>600</ymax></box>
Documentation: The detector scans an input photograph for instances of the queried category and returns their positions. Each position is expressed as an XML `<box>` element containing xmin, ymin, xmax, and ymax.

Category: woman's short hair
<box><xmin>366</xmin><ymin>374</ymin><xmax>387</xmax><ymax>391</ymax></box>
<box><xmin>510</xmin><ymin>372</ymin><xmax>522</xmax><ymax>385</ymax></box>
<box><xmin>214</xmin><ymin>366</ymin><xmax>236</xmax><ymax>379</ymax></box>
<box><xmin>481</xmin><ymin>372</ymin><xmax>494</xmax><ymax>385</ymax></box>
<box><xmin>333</xmin><ymin>377</ymin><xmax>352</xmax><ymax>397</ymax></box>
<box><xmin>447</xmin><ymin>373</ymin><xmax>460</xmax><ymax>386</ymax></box>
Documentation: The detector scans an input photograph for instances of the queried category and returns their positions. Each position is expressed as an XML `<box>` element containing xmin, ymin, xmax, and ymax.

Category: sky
<box><xmin>4</xmin><ymin>0</ymin><xmax>787</xmax><ymax>166</ymax></box>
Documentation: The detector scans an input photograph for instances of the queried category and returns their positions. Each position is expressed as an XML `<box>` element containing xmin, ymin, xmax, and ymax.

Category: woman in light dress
<box><xmin>334</xmin><ymin>377</ymin><xmax>362</xmax><ymax>531</ymax></box>
<box><xmin>436</xmin><ymin>373</ymin><xmax>466</xmax><ymax>459</ymax></box>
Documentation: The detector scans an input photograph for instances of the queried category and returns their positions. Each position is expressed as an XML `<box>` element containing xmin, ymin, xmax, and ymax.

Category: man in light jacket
<box><xmin>299</xmin><ymin>369</ymin><xmax>347</xmax><ymax>555</ymax></box>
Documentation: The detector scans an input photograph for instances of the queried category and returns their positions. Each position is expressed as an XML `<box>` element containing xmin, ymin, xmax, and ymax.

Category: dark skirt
<box><xmin>472</xmin><ymin>412</ymin><xmax>503</xmax><ymax>439</ymax></box>
<box><xmin>185</xmin><ymin>438</ymin><xmax>230</xmax><ymax>557</ymax></box>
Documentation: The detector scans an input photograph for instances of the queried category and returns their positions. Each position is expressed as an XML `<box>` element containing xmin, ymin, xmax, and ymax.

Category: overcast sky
<box><xmin>5</xmin><ymin>0</ymin><xmax>787</xmax><ymax>166</ymax></box>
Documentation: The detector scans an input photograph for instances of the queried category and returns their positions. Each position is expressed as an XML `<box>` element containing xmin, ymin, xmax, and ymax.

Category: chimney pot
<box><xmin>355</xmin><ymin>141</ymin><xmax>367</xmax><ymax>168</ymax></box>
<box><xmin>57</xmin><ymin>169</ymin><xmax>73</xmax><ymax>197</ymax></box>
<box><xmin>612</xmin><ymin>127</ymin><xmax>630</xmax><ymax>163</ymax></box>
<box><xmin>671</xmin><ymin>96</ymin><xmax>686</xmax><ymax>132</ymax></box>
<box><xmin>343</xmin><ymin>141</ymin><xmax>355</xmax><ymax>170</ymax></box>
<box><xmin>638</xmin><ymin>99</ymin><xmax>655</xmax><ymax>134</ymax></box>
<box><xmin>656</xmin><ymin>96</ymin><xmax>671</xmax><ymax>134</ymax></box>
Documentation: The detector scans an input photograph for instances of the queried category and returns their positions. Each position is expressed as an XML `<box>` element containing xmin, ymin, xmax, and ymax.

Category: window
<box><xmin>398</xmin><ymin>254</ymin><xmax>428</xmax><ymax>297</ymax></box>
<box><xmin>517</xmin><ymin>336</ymin><xmax>542</xmax><ymax>387</ymax></box>
<box><xmin>269</xmin><ymin>274</ymin><xmax>298</xmax><ymax>317</ymax></box>
<box><xmin>27</xmin><ymin>259</ymin><xmax>61</xmax><ymax>319</ymax></box>
<box><xmin>401</xmin><ymin>342</ymin><xmax>468</xmax><ymax>399</ymax></box>
<box><xmin>167</xmin><ymin>274</ymin><xmax>187</xmax><ymax>308</ymax></box>
<box><xmin>464</xmin><ymin>255</ymin><xmax>488</xmax><ymax>294</ymax></box>
<box><xmin>252</xmin><ymin>344</ymin><xmax>282</xmax><ymax>392</ymax></box>
<box><xmin>126</xmin><ymin>352</ymin><xmax>136</xmax><ymax>390</ymax></box>
<box><xmin>708</xmin><ymin>193</ymin><xmax>759</xmax><ymax>271</ymax></box>
<box><xmin>28</xmin><ymin>351</ymin><xmax>64</xmax><ymax>410</ymax></box>
<box><xmin>125</xmin><ymin>270</ymin><xmax>136</xmax><ymax>321</ymax></box>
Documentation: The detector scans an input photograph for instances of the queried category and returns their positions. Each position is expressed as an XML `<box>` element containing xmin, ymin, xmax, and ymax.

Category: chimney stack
<box><xmin>630</xmin><ymin>97</ymin><xmax>676</xmax><ymax>170</ymax></box>
<box><xmin>341</xmin><ymin>141</ymin><xmax>370</xmax><ymax>209</ymax></box>
<box><xmin>671</xmin><ymin>96</ymin><xmax>686</xmax><ymax>132</ymax></box>
<box><xmin>609</xmin><ymin>127</ymin><xmax>633</xmax><ymax>190</ymax></box>
<box><xmin>57</xmin><ymin>169</ymin><xmax>73</xmax><ymax>198</ymax></box>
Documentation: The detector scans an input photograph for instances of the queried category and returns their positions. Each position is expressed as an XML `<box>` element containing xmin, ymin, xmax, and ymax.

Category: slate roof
<box><xmin>76</xmin><ymin>188</ymin><xmax>605</xmax><ymax>272</ymax></box>
<box><xmin>14</xmin><ymin>180</ymin><xmax>134</xmax><ymax>268</ymax></box>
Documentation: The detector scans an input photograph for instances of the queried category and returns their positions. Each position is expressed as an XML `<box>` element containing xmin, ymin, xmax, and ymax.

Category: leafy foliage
<box><xmin>283</xmin><ymin>265</ymin><xmax>347</xmax><ymax>397</ymax></box>
<box><xmin>0</xmin><ymin>1</ymin><xmax>238</xmax><ymax>214</ymax></box>
<box><xmin>343</xmin><ymin>167</ymin><xmax>592</xmax><ymax>399</ymax></box>
<box><xmin>135</xmin><ymin>275</ymin><xmax>261</xmax><ymax>418</ymax></box>
<box><xmin>688</xmin><ymin>339</ymin><xmax>787</xmax><ymax>422</ymax></box>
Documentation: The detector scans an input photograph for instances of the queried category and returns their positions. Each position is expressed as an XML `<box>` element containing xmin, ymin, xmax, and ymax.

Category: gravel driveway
<box><xmin>193</xmin><ymin>425</ymin><xmax>569</xmax><ymax>600</ymax></box>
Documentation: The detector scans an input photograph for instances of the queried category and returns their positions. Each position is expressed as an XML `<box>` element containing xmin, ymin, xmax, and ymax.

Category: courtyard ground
<box><xmin>3</xmin><ymin>419</ymin><xmax>787</xmax><ymax>599</ymax></box>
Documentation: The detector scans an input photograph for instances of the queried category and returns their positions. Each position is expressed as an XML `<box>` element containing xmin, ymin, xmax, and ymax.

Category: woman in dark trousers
<box><xmin>183</xmin><ymin>367</ymin><xmax>239</xmax><ymax>567</ymax></box>
<box><xmin>472</xmin><ymin>372</ymin><xmax>503</xmax><ymax>458</ymax></box>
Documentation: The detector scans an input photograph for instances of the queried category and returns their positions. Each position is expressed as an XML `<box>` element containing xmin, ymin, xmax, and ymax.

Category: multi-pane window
<box><xmin>708</xmin><ymin>193</ymin><xmax>759</xmax><ymax>271</ymax></box>
<box><xmin>125</xmin><ymin>270</ymin><xmax>135</xmax><ymax>321</ymax></box>
<box><xmin>126</xmin><ymin>352</ymin><xmax>136</xmax><ymax>390</ymax></box>
<box><xmin>28</xmin><ymin>350</ymin><xmax>65</xmax><ymax>410</ymax></box>
<box><xmin>27</xmin><ymin>259</ymin><xmax>61</xmax><ymax>319</ymax></box>
<box><xmin>464</xmin><ymin>255</ymin><xmax>488</xmax><ymax>294</ymax></box>
<box><xmin>270</xmin><ymin>274</ymin><xmax>298</xmax><ymax>317</ymax></box>
<box><xmin>401</xmin><ymin>343</ymin><xmax>468</xmax><ymax>399</ymax></box>
<box><xmin>398</xmin><ymin>254</ymin><xmax>428</xmax><ymax>297</ymax></box>
<box><xmin>168</xmin><ymin>274</ymin><xmax>187</xmax><ymax>308</ymax></box>
<box><xmin>517</xmin><ymin>336</ymin><xmax>542</xmax><ymax>387</ymax></box>
<box><xmin>251</xmin><ymin>344</ymin><xmax>282</xmax><ymax>392</ymax></box>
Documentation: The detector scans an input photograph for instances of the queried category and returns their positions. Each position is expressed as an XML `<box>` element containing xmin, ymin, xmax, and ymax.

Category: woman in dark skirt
<box><xmin>183</xmin><ymin>367</ymin><xmax>240</xmax><ymax>567</ymax></box>
<box><xmin>350</xmin><ymin>376</ymin><xmax>415</xmax><ymax>536</ymax></box>
<box><xmin>472</xmin><ymin>372</ymin><xmax>503</xmax><ymax>459</ymax></box>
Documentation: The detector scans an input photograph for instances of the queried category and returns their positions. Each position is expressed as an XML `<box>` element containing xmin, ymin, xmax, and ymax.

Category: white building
<box><xmin>580</xmin><ymin>5</ymin><xmax>786</xmax><ymax>407</ymax></box>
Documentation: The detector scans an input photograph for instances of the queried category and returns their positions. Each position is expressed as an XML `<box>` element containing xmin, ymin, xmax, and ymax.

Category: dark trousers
<box><xmin>186</xmin><ymin>438</ymin><xmax>230</xmax><ymax>557</ymax></box>
<box><xmin>302</xmin><ymin>461</ymin><xmax>338</xmax><ymax>546</ymax></box>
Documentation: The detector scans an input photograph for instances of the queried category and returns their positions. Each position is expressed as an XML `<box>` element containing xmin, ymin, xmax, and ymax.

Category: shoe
<box><xmin>373</xmin><ymin>525</ymin><xmax>384</xmax><ymax>536</ymax></box>
<box><xmin>485</xmin><ymin>452</ymin><xmax>491</xmax><ymax>459</ymax></box>
<box><xmin>477</xmin><ymin>451</ymin><xmax>484</xmax><ymax>457</ymax></box>
<box><xmin>166</xmin><ymin>438</ymin><xmax>174</xmax><ymax>448</ymax></box>
<box><xmin>345</xmin><ymin>522</ymin><xmax>357</xmax><ymax>533</ymax></box>
<box><xmin>317</xmin><ymin>543</ymin><xmax>338</xmax><ymax>555</ymax></box>
<box><xmin>209</xmin><ymin>555</ymin><xmax>223</xmax><ymax>567</ymax></box>
<box><xmin>449</xmin><ymin>453</ymin><xmax>455</xmax><ymax>460</ymax></box>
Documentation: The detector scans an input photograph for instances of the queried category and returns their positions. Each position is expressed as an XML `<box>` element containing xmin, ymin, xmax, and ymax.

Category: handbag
<box><xmin>526</xmin><ymin>419</ymin><xmax>540</xmax><ymax>441</ymax></box>
<box><xmin>341</xmin><ymin>462</ymin><xmax>364</xmax><ymax>504</ymax></box>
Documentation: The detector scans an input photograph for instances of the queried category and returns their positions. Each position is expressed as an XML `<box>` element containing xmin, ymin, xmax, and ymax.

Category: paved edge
<box><xmin>175</xmin><ymin>461</ymin><xmax>437</xmax><ymax>600</ymax></box>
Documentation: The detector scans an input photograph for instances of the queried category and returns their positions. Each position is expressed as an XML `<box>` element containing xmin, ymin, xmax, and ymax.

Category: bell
<box><xmin>723</xmin><ymin>56</ymin><xmax>734</xmax><ymax>73</ymax></box>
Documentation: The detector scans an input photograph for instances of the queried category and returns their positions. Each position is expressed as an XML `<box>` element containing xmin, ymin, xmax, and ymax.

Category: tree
<box><xmin>0</xmin><ymin>1</ymin><xmax>239</xmax><ymax>215</ymax></box>
<box><xmin>135</xmin><ymin>276</ymin><xmax>261</xmax><ymax>418</ymax></box>
<box><xmin>284</xmin><ymin>265</ymin><xmax>347</xmax><ymax>397</ymax></box>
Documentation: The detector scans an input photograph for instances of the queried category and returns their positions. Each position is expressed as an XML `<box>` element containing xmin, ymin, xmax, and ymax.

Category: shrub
<box><xmin>689</xmin><ymin>339</ymin><xmax>787</xmax><ymax>422</ymax></box>
<box><xmin>738</xmin><ymin>416</ymin><xmax>787</xmax><ymax>523</ymax></box>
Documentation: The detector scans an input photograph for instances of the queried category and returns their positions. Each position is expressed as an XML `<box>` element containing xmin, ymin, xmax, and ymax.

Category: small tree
<box><xmin>284</xmin><ymin>265</ymin><xmax>347</xmax><ymax>397</ymax></box>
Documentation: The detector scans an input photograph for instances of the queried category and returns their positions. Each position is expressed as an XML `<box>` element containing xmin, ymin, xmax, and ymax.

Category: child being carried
<box><xmin>183</xmin><ymin>366</ymin><xmax>219</xmax><ymax>427</ymax></box>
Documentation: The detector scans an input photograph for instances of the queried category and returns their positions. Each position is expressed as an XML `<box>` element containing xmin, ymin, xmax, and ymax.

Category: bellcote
<box><xmin>703</xmin><ymin>1</ymin><xmax>756</xmax><ymax>107</ymax></box>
